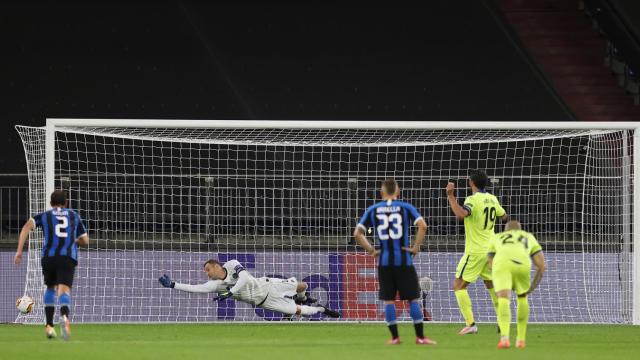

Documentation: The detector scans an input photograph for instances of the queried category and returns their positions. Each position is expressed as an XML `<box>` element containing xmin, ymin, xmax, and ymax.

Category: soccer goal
<box><xmin>15</xmin><ymin>120</ymin><xmax>640</xmax><ymax>324</ymax></box>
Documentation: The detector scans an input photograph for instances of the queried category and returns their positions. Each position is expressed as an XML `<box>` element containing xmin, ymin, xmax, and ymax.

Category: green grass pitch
<box><xmin>2</xmin><ymin>323</ymin><xmax>639</xmax><ymax>360</ymax></box>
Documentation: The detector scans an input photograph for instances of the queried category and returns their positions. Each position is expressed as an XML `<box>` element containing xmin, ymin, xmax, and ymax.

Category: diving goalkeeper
<box><xmin>159</xmin><ymin>259</ymin><xmax>341</xmax><ymax>319</ymax></box>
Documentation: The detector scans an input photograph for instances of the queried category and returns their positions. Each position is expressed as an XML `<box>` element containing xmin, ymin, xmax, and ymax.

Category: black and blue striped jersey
<box><xmin>357</xmin><ymin>199</ymin><xmax>423</xmax><ymax>266</ymax></box>
<box><xmin>33</xmin><ymin>207</ymin><xmax>86</xmax><ymax>263</ymax></box>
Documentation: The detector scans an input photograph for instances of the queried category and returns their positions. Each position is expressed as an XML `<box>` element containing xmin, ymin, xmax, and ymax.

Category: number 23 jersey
<box><xmin>357</xmin><ymin>199</ymin><xmax>423</xmax><ymax>267</ymax></box>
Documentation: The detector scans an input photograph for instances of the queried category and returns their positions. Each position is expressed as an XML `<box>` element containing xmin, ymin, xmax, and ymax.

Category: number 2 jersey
<box><xmin>32</xmin><ymin>207</ymin><xmax>87</xmax><ymax>264</ymax></box>
<box><xmin>489</xmin><ymin>229</ymin><xmax>542</xmax><ymax>268</ymax></box>
<box><xmin>462</xmin><ymin>191</ymin><xmax>506</xmax><ymax>255</ymax></box>
<box><xmin>357</xmin><ymin>199</ymin><xmax>423</xmax><ymax>267</ymax></box>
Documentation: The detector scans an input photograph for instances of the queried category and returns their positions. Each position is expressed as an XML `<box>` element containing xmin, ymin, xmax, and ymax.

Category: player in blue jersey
<box><xmin>14</xmin><ymin>190</ymin><xmax>89</xmax><ymax>341</ymax></box>
<box><xmin>353</xmin><ymin>178</ymin><xmax>436</xmax><ymax>346</ymax></box>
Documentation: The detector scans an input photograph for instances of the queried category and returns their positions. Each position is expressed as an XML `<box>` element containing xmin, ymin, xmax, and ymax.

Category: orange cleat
<box><xmin>386</xmin><ymin>338</ymin><xmax>401</xmax><ymax>345</ymax></box>
<box><xmin>497</xmin><ymin>338</ymin><xmax>511</xmax><ymax>349</ymax></box>
<box><xmin>416</xmin><ymin>337</ymin><xmax>437</xmax><ymax>345</ymax></box>
<box><xmin>516</xmin><ymin>340</ymin><xmax>526</xmax><ymax>349</ymax></box>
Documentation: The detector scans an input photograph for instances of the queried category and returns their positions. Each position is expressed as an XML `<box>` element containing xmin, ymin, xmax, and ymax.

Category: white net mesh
<box><xmin>15</xmin><ymin>125</ymin><xmax>635</xmax><ymax>323</ymax></box>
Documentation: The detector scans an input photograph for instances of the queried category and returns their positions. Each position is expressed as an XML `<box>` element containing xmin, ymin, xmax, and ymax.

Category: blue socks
<box><xmin>44</xmin><ymin>288</ymin><xmax>56</xmax><ymax>326</ymax></box>
<box><xmin>44</xmin><ymin>288</ymin><xmax>56</xmax><ymax>306</ymax></box>
<box><xmin>59</xmin><ymin>292</ymin><xmax>71</xmax><ymax>317</ymax></box>
<box><xmin>410</xmin><ymin>300</ymin><xmax>423</xmax><ymax>323</ymax></box>
<box><xmin>385</xmin><ymin>303</ymin><xmax>397</xmax><ymax>325</ymax></box>
<box><xmin>385</xmin><ymin>303</ymin><xmax>399</xmax><ymax>339</ymax></box>
<box><xmin>44</xmin><ymin>289</ymin><xmax>72</xmax><ymax>324</ymax></box>
<box><xmin>384</xmin><ymin>301</ymin><xmax>427</xmax><ymax>339</ymax></box>
<box><xmin>410</xmin><ymin>300</ymin><xmax>425</xmax><ymax>338</ymax></box>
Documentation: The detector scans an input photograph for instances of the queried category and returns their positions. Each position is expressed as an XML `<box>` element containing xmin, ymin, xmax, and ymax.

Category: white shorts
<box><xmin>260</xmin><ymin>277</ymin><xmax>299</xmax><ymax>315</ymax></box>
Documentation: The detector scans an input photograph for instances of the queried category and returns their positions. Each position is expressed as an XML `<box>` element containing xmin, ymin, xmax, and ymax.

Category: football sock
<box><xmin>59</xmin><ymin>292</ymin><xmax>71</xmax><ymax>317</ymax></box>
<box><xmin>44</xmin><ymin>288</ymin><xmax>56</xmax><ymax>326</ymax></box>
<box><xmin>409</xmin><ymin>300</ymin><xmax>424</xmax><ymax>338</ymax></box>
<box><xmin>516</xmin><ymin>296</ymin><xmax>529</xmax><ymax>342</ymax></box>
<box><xmin>487</xmin><ymin>287</ymin><xmax>499</xmax><ymax>315</ymax></box>
<box><xmin>497</xmin><ymin>297</ymin><xmax>511</xmax><ymax>339</ymax></box>
<box><xmin>454</xmin><ymin>289</ymin><xmax>475</xmax><ymax>326</ymax></box>
<box><xmin>385</xmin><ymin>303</ymin><xmax>399</xmax><ymax>339</ymax></box>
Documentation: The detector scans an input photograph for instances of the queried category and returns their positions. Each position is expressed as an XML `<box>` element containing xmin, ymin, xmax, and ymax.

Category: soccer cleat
<box><xmin>320</xmin><ymin>306</ymin><xmax>341</xmax><ymax>318</ymax></box>
<box><xmin>458</xmin><ymin>325</ymin><xmax>478</xmax><ymax>335</ymax></box>
<box><xmin>416</xmin><ymin>337</ymin><xmax>437</xmax><ymax>345</ymax></box>
<box><xmin>386</xmin><ymin>338</ymin><xmax>401</xmax><ymax>345</ymax></box>
<box><xmin>304</xmin><ymin>295</ymin><xmax>318</xmax><ymax>305</ymax></box>
<box><xmin>45</xmin><ymin>325</ymin><xmax>57</xmax><ymax>339</ymax></box>
<box><xmin>60</xmin><ymin>315</ymin><xmax>71</xmax><ymax>341</ymax></box>
<box><xmin>497</xmin><ymin>338</ymin><xmax>511</xmax><ymax>349</ymax></box>
<box><xmin>516</xmin><ymin>340</ymin><xmax>526</xmax><ymax>349</ymax></box>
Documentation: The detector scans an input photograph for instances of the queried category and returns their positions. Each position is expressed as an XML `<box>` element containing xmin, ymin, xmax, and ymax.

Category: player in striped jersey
<box><xmin>14</xmin><ymin>190</ymin><xmax>89</xmax><ymax>340</ymax></box>
<box><xmin>353</xmin><ymin>178</ymin><xmax>436</xmax><ymax>345</ymax></box>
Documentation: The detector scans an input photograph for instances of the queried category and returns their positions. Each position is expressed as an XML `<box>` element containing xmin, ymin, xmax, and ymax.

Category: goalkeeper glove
<box><xmin>159</xmin><ymin>274</ymin><xmax>175</xmax><ymax>288</ymax></box>
<box><xmin>215</xmin><ymin>291</ymin><xmax>233</xmax><ymax>301</ymax></box>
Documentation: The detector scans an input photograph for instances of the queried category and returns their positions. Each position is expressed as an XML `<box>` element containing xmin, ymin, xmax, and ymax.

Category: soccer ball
<box><xmin>419</xmin><ymin>276</ymin><xmax>433</xmax><ymax>293</ymax></box>
<box><xmin>16</xmin><ymin>295</ymin><xmax>34</xmax><ymax>314</ymax></box>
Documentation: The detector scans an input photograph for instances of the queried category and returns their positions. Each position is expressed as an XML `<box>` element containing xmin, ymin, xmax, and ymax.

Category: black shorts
<box><xmin>41</xmin><ymin>256</ymin><xmax>76</xmax><ymax>288</ymax></box>
<box><xmin>378</xmin><ymin>266</ymin><xmax>421</xmax><ymax>301</ymax></box>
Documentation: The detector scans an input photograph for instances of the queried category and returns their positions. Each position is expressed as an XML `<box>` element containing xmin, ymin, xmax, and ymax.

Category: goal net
<box><xmin>15</xmin><ymin>121</ymin><xmax>638</xmax><ymax>324</ymax></box>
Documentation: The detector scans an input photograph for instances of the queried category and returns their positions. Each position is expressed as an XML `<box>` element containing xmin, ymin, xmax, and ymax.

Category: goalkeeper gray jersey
<box><xmin>221</xmin><ymin>260</ymin><xmax>271</xmax><ymax>305</ymax></box>
<box><xmin>173</xmin><ymin>260</ymin><xmax>271</xmax><ymax>305</ymax></box>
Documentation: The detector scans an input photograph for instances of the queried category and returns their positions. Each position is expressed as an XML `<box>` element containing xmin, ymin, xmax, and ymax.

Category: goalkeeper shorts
<box><xmin>262</xmin><ymin>277</ymin><xmax>299</xmax><ymax>315</ymax></box>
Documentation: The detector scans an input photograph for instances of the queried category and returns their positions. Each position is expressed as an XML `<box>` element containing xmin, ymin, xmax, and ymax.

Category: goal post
<box><xmin>15</xmin><ymin>119</ymin><xmax>640</xmax><ymax>324</ymax></box>
<box><xmin>634</xmin><ymin>128</ymin><xmax>640</xmax><ymax>326</ymax></box>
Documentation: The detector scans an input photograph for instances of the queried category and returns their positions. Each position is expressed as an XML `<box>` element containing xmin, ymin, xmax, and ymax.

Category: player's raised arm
<box><xmin>159</xmin><ymin>274</ymin><xmax>221</xmax><ymax>293</ymax></box>
<box><xmin>446</xmin><ymin>182</ymin><xmax>470</xmax><ymax>219</ymax></box>
<box><xmin>14</xmin><ymin>217</ymin><xmax>36</xmax><ymax>265</ymax></box>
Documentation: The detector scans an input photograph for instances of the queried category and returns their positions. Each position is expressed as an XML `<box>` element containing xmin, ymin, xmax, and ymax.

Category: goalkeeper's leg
<box><xmin>296</xmin><ymin>305</ymin><xmax>341</xmax><ymax>318</ymax></box>
<box><xmin>294</xmin><ymin>281</ymin><xmax>317</xmax><ymax>305</ymax></box>
<box><xmin>261</xmin><ymin>286</ymin><xmax>340</xmax><ymax>319</ymax></box>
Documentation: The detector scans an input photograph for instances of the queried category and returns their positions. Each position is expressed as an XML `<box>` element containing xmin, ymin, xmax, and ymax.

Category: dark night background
<box><xmin>1</xmin><ymin>1</ymin><xmax>581</xmax><ymax>175</ymax></box>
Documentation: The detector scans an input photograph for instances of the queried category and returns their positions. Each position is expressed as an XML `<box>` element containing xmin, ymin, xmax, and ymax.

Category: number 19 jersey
<box><xmin>462</xmin><ymin>191</ymin><xmax>505</xmax><ymax>254</ymax></box>
<box><xmin>357</xmin><ymin>199</ymin><xmax>423</xmax><ymax>267</ymax></box>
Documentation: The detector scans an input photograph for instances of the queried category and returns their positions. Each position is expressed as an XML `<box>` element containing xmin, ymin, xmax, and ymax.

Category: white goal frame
<box><xmin>43</xmin><ymin>118</ymin><xmax>640</xmax><ymax>325</ymax></box>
